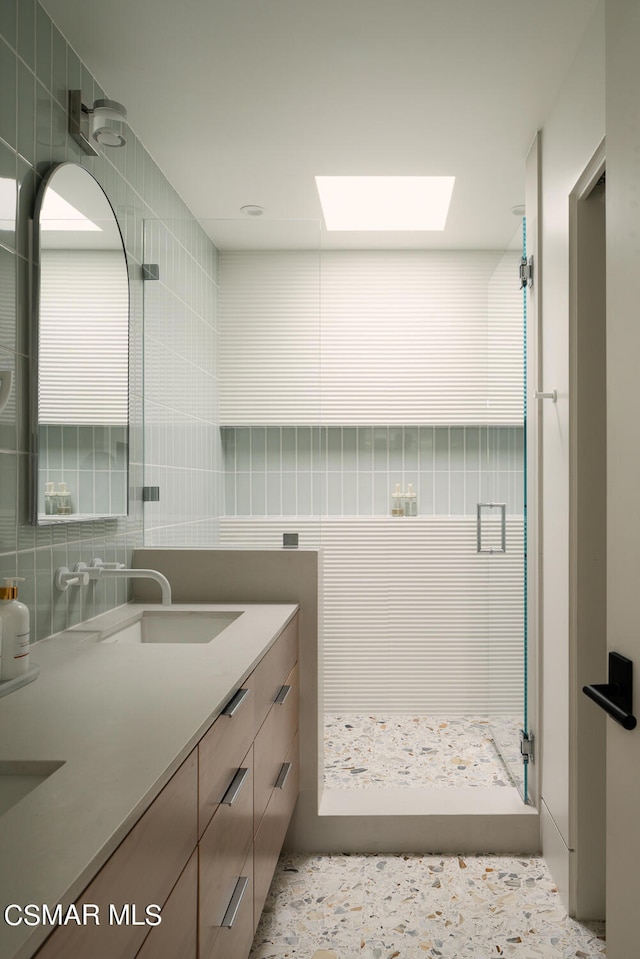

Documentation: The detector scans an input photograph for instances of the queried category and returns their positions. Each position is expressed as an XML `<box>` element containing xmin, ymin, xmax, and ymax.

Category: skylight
<box><xmin>315</xmin><ymin>176</ymin><xmax>455</xmax><ymax>231</ymax></box>
<box><xmin>40</xmin><ymin>189</ymin><xmax>102</xmax><ymax>232</ymax></box>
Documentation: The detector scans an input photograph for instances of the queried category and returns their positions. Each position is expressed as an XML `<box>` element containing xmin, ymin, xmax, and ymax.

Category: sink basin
<box><xmin>0</xmin><ymin>760</ymin><xmax>65</xmax><ymax>818</ymax></box>
<box><xmin>98</xmin><ymin>610</ymin><xmax>243</xmax><ymax>645</ymax></box>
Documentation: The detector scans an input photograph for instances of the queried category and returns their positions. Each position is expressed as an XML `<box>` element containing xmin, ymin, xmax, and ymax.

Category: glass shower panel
<box><xmin>319</xmin><ymin>241</ymin><xmax>528</xmax><ymax>801</ymax></box>
<box><xmin>142</xmin><ymin>216</ymin><xmax>321</xmax><ymax>550</ymax></box>
<box><xmin>486</xmin><ymin>220</ymin><xmax>528</xmax><ymax>801</ymax></box>
<box><xmin>141</xmin><ymin>216</ymin><xmax>221</xmax><ymax>546</ymax></box>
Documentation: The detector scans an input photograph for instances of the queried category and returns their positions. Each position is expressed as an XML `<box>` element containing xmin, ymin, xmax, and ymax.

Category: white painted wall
<box><xmin>219</xmin><ymin>250</ymin><xmax>522</xmax><ymax>425</ymax></box>
<box><xmin>218</xmin><ymin>517</ymin><xmax>524</xmax><ymax>717</ymax></box>
<box><xmin>538</xmin><ymin>0</ymin><xmax>605</xmax><ymax>906</ymax></box>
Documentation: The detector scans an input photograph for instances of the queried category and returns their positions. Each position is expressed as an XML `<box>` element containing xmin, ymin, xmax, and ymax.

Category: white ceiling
<box><xmin>41</xmin><ymin>0</ymin><xmax>599</xmax><ymax>251</ymax></box>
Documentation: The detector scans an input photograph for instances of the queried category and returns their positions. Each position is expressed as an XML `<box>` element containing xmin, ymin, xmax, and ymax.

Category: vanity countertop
<box><xmin>0</xmin><ymin>602</ymin><xmax>298</xmax><ymax>959</ymax></box>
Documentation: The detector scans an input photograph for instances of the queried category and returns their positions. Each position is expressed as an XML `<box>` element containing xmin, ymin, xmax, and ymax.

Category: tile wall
<box><xmin>38</xmin><ymin>424</ymin><xmax>128</xmax><ymax>515</ymax></box>
<box><xmin>142</xmin><ymin>218</ymin><xmax>220</xmax><ymax>546</ymax></box>
<box><xmin>222</xmin><ymin>425</ymin><xmax>525</xmax><ymax>517</ymax></box>
<box><xmin>0</xmin><ymin>0</ymin><xmax>219</xmax><ymax>640</ymax></box>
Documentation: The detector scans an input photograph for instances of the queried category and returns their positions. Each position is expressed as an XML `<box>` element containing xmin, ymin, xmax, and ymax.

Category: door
<box><xmin>484</xmin><ymin>216</ymin><xmax>529</xmax><ymax>802</ymax></box>
<box><xmin>569</xmin><ymin>149</ymin><xmax>606</xmax><ymax>920</ymax></box>
<box><xmin>604</xmin><ymin>2</ymin><xmax>640</xmax><ymax>953</ymax></box>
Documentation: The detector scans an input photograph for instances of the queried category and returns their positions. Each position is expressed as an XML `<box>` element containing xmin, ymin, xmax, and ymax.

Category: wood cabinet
<box><xmin>198</xmin><ymin>684</ymin><xmax>255</xmax><ymax>838</ymax></box>
<box><xmin>254</xmin><ymin>663</ymin><xmax>299</xmax><ymax>833</ymax></box>
<box><xmin>34</xmin><ymin>614</ymin><xmax>299</xmax><ymax>959</ymax></box>
<box><xmin>33</xmin><ymin>751</ymin><xmax>198</xmax><ymax>959</ymax></box>
<box><xmin>199</xmin><ymin>748</ymin><xmax>254</xmax><ymax>959</ymax></box>
<box><xmin>136</xmin><ymin>852</ymin><xmax>198</xmax><ymax>959</ymax></box>
<box><xmin>254</xmin><ymin>731</ymin><xmax>299</xmax><ymax>930</ymax></box>
<box><xmin>199</xmin><ymin>613</ymin><xmax>299</xmax><ymax>959</ymax></box>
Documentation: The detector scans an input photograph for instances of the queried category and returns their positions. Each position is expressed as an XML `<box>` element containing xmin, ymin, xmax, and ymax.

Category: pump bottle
<box><xmin>0</xmin><ymin>578</ymin><xmax>30</xmax><ymax>680</ymax></box>
<box><xmin>44</xmin><ymin>481</ymin><xmax>56</xmax><ymax>515</ymax></box>
<box><xmin>56</xmin><ymin>481</ymin><xmax>72</xmax><ymax>514</ymax></box>
<box><xmin>391</xmin><ymin>483</ymin><xmax>405</xmax><ymax>516</ymax></box>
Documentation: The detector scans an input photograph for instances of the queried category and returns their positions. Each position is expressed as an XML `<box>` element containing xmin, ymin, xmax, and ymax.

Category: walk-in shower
<box><xmin>142</xmin><ymin>215</ymin><xmax>530</xmax><ymax>806</ymax></box>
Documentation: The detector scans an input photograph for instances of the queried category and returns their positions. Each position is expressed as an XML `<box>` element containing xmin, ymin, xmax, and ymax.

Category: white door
<box><xmin>604</xmin><ymin>1</ymin><xmax>640</xmax><ymax>955</ymax></box>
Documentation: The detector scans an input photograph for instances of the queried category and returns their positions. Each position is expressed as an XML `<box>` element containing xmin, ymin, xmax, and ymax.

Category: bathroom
<box><xmin>1</xmin><ymin>0</ymin><xmax>640</xmax><ymax>956</ymax></box>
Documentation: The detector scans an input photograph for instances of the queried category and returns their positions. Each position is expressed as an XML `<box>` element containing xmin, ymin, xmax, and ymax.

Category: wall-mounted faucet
<box><xmin>56</xmin><ymin>559</ymin><xmax>172</xmax><ymax>605</ymax></box>
<box><xmin>87</xmin><ymin>559</ymin><xmax>172</xmax><ymax>605</ymax></box>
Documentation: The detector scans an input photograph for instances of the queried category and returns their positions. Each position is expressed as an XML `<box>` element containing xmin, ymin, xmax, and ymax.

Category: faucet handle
<box><xmin>90</xmin><ymin>558</ymin><xmax>124</xmax><ymax>570</ymax></box>
<box><xmin>55</xmin><ymin>567</ymin><xmax>90</xmax><ymax>591</ymax></box>
<box><xmin>74</xmin><ymin>562</ymin><xmax>102</xmax><ymax>581</ymax></box>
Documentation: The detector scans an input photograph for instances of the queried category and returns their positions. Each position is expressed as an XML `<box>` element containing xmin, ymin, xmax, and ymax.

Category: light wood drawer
<box><xmin>251</xmin><ymin>617</ymin><xmax>298</xmax><ymax>735</ymax></box>
<box><xmin>34</xmin><ymin>750</ymin><xmax>198</xmax><ymax>959</ymax></box>
<box><xmin>253</xmin><ymin>731</ymin><xmax>299</xmax><ymax>931</ymax></box>
<box><xmin>253</xmin><ymin>662</ymin><xmax>299</xmax><ymax>833</ymax></box>
<box><xmin>199</xmin><ymin>746</ymin><xmax>254</xmax><ymax>959</ymax></box>
<box><xmin>203</xmin><ymin>850</ymin><xmax>254</xmax><ymax>959</ymax></box>
<box><xmin>135</xmin><ymin>850</ymin><xmax>197</xmax><ymax>959</ymax></box>
<box><xmin>198</xmin><ymin>684</ymin><xmax>255</xmax><ymax>837</ymax></box>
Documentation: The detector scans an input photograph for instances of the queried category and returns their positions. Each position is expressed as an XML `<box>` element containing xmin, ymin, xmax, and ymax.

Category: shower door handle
<box><xmin>477</xmin><ymin>502</ymin><xmax>506</xmax><ymax>553</ymax></box>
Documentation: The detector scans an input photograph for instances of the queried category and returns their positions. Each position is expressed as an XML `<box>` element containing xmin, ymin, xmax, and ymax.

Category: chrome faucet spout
<box><xmin>98</xmin><ymin>567</ymin><xmax>172</xmax><ymax>605</ymax></box>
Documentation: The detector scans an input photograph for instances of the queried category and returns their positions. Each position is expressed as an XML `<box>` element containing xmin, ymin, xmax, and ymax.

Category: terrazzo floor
<box><xmin>324</xmin><ymin>715</ymin><xmax>518</xmax><ymax>789</ymax></box>
<box><xmin>250</xmin><ymin>853</ymin><xmax>606</xmax><ymax>959</ymax></box>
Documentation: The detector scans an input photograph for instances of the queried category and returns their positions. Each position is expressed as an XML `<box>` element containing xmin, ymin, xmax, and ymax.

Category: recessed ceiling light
<box><xmin>315</xmin><ymin>176</ymin><xmax>455</xmax><ymax>231</ymax></box>
<box><xmin>511</xmin><ymin>204</ymin><xmax>525</xmax><ymax>217</ymax></box>
<box><xmin>240</xmin><ymin>204</ymin><xmax>264</xmax><ymax>217</ymax></box>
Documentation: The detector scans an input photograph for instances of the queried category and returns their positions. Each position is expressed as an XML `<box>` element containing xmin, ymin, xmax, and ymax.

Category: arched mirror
<box><xmin>32</xmin><ymin>163</ymin><xmax>129</xmax><ymax>524</ymax></box>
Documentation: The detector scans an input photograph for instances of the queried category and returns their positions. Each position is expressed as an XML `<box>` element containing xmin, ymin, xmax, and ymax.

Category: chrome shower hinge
<box><xmin>520</xmin><ymin>729</ymin><xmax>535</xmax><ymax>764</ymax></box>
<box><xmin>519</xmin><ymin>255</ymin><xmax>534</xmax><ymax>289</ymax></box>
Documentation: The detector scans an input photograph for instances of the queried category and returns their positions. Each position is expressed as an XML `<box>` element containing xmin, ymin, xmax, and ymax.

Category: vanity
<box><xmin>0</xmin><ymin>603</ymin><xmax>299</xmax><ymax>959</ymax></box>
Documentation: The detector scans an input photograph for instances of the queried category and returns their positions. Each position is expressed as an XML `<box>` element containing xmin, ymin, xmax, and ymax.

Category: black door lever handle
<box><xmin>583</xmin><ymin>651</ymin><xmax>637</xmax><ymax>730</ymax></box>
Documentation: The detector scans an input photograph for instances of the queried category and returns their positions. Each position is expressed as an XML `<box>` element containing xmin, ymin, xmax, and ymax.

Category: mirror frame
<box><xmin>31</xmin><ymin>162</ymin><xmax>130</xmax><ymax>525</ymax></box>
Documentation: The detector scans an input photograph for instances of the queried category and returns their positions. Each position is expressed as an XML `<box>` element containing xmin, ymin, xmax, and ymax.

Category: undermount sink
<box><xmin>98</xmin><ymin>610</ymin><xmax>243</xmax><ymax>645</ymax></box>
<box><xmin>0</xmin><ymin>760</ymin><xmax>65</xmax><ymax>818</ymax></box>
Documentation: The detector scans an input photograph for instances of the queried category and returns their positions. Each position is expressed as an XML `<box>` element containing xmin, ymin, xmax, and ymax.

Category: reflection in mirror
<box><xmin>33</xmin><ymin>163</ymin><xmax>129</xmax><ymax>524</ymax></box>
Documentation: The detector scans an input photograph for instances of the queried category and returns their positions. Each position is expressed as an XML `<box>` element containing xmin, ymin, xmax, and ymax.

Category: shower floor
<box><xmin>324</xmin><ymin>714</ymin><xmax>519</xmax><ymax>789</ymax></box>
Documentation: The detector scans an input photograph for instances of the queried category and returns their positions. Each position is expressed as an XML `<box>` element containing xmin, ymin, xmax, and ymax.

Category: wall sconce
<box><xmin>68</xmin><ymin>90</ymin><xmax>127</xmax><ymax>156</ymax></box>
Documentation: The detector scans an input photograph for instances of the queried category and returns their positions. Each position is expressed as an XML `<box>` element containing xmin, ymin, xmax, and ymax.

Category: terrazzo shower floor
<box><xmin>324</xmin><ymin>715</ymin><xmax>519</xmax><ymax>789</ymax></box>
<box><xmin>250</xmin><ymin>853</ymin><xmax>606</xmax><ymax>958</ymax></box>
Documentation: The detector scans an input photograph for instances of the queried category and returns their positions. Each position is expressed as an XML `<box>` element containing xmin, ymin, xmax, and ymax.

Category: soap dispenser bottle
<box><xmin>0</xmin><ymin>578</ymin><xmax>30</xmax><ymax>680</ymax></box>
<box><xmin>44</xmin><ymin>481</ymin><xmax>56</xmax><ymax>515</ymax></box>
<box><xmin>56</xmin><ymin>481</ymin><xmax>71</xmax><ymax>514</ymax></box>
<box><xmin>391</xmin><ymin>483</ymin><xmax>405</xmax><ymax>516</ymax></box>
<box><xmin>405</xmin><ymin>483</ymin><xmax>417</xmax><ymax>516</ymax></box>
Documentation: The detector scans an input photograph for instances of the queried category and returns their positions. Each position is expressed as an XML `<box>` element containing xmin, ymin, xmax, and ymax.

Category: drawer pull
<box><xmin>274</xmin><ymin>684</ymin><xmax>291</xmax><ymax>706</ymax></box>
<box><xmin>221</xmin><ymin>767</ymin><xmax>249</xmax><ymax>806</ymax></box>
<box><xmin>221</xmin><ymin>875</ymin><xmax>249</xmax><ymax>928</ymax></box>
<box><xmin>222</xmin><ymin>687</ymin><xmax>249</xmax><ymax>717</ymax></box>
<box><xmin>275</xmin><ymin>761</ymin><xmax>292</xmax><ymax>790</ymax></box>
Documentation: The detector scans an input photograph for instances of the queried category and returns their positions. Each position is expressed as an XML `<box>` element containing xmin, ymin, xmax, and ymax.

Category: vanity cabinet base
<box><xmin>33</xmin><ymin>613</ymin><xmax>299</xmax><ymax>959</ymax></box>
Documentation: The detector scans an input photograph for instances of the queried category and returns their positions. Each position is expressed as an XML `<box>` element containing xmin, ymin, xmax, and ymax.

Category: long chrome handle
<box><xmin>220</xmin><ymin>876</ymin><xmax>249</xmax><ymax>928</ymax></box>
<box><xmin>222</xmin><ymin>687</ymin><xmax>249</xmax><ymax>717</ymax></box>
<box><xmin>534</xmin><ymin>389</ymin><xmax>557</xmax><ymax>402</ymax></box>
<box><xmin>275</xmin><ymin>761</ymin><xmax>292</xmax><ymax>790</ymax></box>
<box><xmin>220</xmin><ymin>767</ymin><xmax>248</xmax><ymax>806</ymax></box>
<box><xmin>476</xmin><ymin>503</ymin><xmax>506</xmax><ymax>554</ymax></box>
<box><xmin>274</xmin><ymin>684</ymin><xmax>291</xmax><ymax>705</ymax></box>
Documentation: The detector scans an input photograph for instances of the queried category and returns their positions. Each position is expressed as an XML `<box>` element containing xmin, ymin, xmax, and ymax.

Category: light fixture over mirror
<box><xmin>68</xmin><ymin>90</ymin><xmax>128</xmax><ymax>156</ymax></box>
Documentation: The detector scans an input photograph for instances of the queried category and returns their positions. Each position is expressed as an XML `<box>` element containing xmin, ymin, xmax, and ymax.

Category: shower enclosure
<box><xmin>142</xmin><ymin>216</ymin><xmax>529</xmax><ymax>804</ymax></box>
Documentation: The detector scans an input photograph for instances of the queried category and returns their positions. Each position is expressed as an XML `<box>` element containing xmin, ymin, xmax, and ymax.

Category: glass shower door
<box><xmin>485</xmin><ymin>219</ymin><xmax>528</xmax><ymax>802</ymax></box>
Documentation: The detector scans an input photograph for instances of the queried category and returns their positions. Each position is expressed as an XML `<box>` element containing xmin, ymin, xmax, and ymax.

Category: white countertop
<box><xmin>0</xmin><ymin>602</ymin><xmax>298</xmax><ymax>959</ymax></box>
